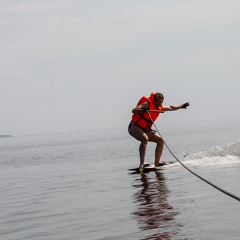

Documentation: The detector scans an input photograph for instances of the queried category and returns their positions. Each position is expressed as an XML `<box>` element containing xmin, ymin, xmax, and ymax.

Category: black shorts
<box><xmin>128</xmin><ymin>122</ymin><xmax>156</xmax><ymax>133</ymax></box>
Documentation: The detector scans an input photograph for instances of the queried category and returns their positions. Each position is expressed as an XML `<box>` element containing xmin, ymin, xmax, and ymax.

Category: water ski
<box><xmin>128</xmin><ymin>166</ymin><xmax>162</xmax><ymax>174</ymax></box>
<box><xmin>128</xmin><ymin>161</ymin><xmax>175</xmax><ymax>174</ymax></box>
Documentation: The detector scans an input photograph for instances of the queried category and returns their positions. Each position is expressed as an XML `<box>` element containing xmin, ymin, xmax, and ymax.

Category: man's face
<box><xmin>154</xmin><ymin>95</ymin><xmax>163</xmax><ymax>108</ymax></box>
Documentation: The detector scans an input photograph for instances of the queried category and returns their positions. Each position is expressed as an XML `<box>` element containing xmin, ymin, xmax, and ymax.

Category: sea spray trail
<box><xmin>180</xmin><ymin>140</ymin><xmax>240</xmax><ymax>167</ymax></box>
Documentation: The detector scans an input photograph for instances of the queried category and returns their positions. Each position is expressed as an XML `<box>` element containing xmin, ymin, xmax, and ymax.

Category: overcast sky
<box><xmin>0</xmin><ymin>0</ymin><xmax>240</xmax><ymax>136</ymax></box>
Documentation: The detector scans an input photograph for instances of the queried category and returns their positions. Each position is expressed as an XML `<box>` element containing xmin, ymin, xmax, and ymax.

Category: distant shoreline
<box><xmin>0</xmin><ymin>135</ymin><xmax>13</xmax><ymax>138</ymax></box>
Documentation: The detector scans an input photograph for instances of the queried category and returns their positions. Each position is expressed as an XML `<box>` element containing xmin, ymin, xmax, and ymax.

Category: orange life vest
<box><xmin>131</xmin><ymin>93</ymin><xmax>163</xmax><ymax>132</ymax></box>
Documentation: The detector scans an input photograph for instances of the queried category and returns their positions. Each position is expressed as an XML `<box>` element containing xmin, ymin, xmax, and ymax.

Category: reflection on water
<box><xmin>132</xmin><ymin>171</ymin><xmax>179</xmax><ymax>239</ymax></box>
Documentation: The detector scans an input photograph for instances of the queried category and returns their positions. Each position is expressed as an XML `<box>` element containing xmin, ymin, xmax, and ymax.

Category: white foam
<box><xmin>182</xmin><ymin>155</ymin><xmax>240</xmax><ymax>167</ymax></box>
<box><xmin>167</xmin><ymin>141</ymin><xmax>240</xmax><ymax>167</ymax></box>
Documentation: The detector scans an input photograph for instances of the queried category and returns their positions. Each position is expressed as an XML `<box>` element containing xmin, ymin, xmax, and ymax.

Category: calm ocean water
<box><xmin>1</xmin><ymin>118</ymin><xmax>240</xmax><ymax>240</ymax></box>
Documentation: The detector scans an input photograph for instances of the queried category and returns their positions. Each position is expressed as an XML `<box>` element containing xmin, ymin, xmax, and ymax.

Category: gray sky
<box><xmin>1</xmin><ymin>0</ymin><xmax>240</xmax><ymax>136</ymax></box>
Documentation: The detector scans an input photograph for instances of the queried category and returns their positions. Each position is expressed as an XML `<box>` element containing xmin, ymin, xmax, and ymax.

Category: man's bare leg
<box><xmin>128</xmin><ymin>126</ymin><xmax>148</xmax><ymax>165</ymax></box>
<box><xmin>147</xmin><ymin>131</ymin><xmax>164</xmax><ymax>167</ymax></box>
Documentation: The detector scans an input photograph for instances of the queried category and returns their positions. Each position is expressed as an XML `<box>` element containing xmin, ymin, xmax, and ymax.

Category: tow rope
<box><xmin>147</xmin><ymin>110</ymin><xmax>240</xmax><ymax>202</ymax></box>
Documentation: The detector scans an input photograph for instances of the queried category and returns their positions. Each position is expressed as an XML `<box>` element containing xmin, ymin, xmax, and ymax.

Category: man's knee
<box><xmin>141</xmin><ymin>134</ymin><xmax>148</xmax><ymax>144</ymax></box>
<box><xmin>157</xmin><ymin>137</ymin><xmax>164</xmax><ymax>146</ymax></box>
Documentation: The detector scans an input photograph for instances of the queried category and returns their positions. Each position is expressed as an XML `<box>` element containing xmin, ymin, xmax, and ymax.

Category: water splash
<box><xmin>180</xmin><ymin>140</ymin><xmax>240</xmax><ymax>167</ymax></box>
